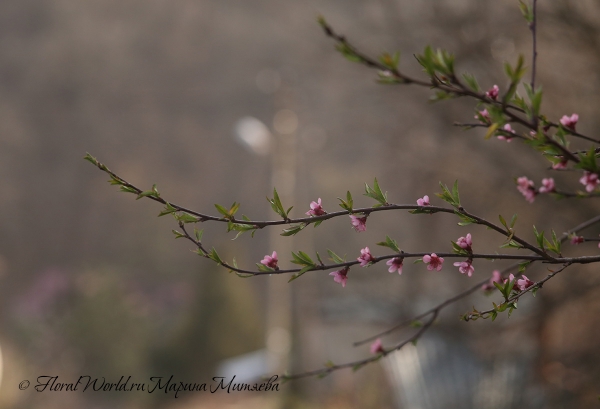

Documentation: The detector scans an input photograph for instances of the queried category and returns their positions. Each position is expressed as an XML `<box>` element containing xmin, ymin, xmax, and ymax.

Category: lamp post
<box><xmin>234</xmin><ymin>113</ymin><xmax>296</xmax><ymax>377</ymax></box>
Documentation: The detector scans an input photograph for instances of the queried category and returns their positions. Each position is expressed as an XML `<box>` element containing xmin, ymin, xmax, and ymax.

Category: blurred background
<box><xmin>1</xmin><ymin>0</ymin><xmax>600</xmax><ymax>408</ymax></box>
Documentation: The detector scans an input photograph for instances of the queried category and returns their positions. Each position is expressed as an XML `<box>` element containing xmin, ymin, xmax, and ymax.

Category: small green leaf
<box><xmin>172</xmin><ymin>229</ymin><xmax>185</xmax><ymax>239</ymax></box>
<box><xmin>214</xmin><ymin>203</ymin><xmax>230</xmax><ymax>217</ymax></box>
<box><xmin>208</xmin><ymin>248</ymin><xmax>223</xmax><ymax>264</ymax></box>
<box><xmin>257</xmin><ymin>263</ymin><xmax>275</xmax><ymax>273</ymax></box>
<box><xmin>462</xmin><ymin>72</ymin><xmax>480</xmax><ymax>92</ymax></box>
<box><xmin>281</xmin><ymin>223</ymin><xmax>306</xmax><ymax>236</ymax></box>
<box><xmin>376</xmin><ymin>236</ymin><xmax>401</xmax><ymax>253</ymax></box>
<box><xmin>484</xmin><ymin>123</ymin><xmax>500</xmax><ymax>140</ymax></box>
<box><xmin>175</xmin><ymin>213</ymin><xmax>200</xmax><ymax>224</ymax></box>
<box><xmin>158</xmin><ymin>202</ymin><xmax>177</xmax><ymax>217</ymax></box>
<box><xmin>327</xmin><ymin>249</ymin><xmax>345</xmax><ymax>264</ymax></box>
<box><xmin>83</xmin><ymin>153</ymin><xmax>99</xmax><ymax>166</ymax></box>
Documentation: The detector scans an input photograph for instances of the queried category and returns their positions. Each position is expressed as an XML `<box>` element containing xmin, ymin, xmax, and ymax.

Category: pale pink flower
<box><xmin>456</xmin><ymin>233</ymin><xmax>473</xmax><ymax>251</ymax></box>
<box><xmin>552</xmin><ymin>160</ymin><xmax>567</xmax><ymax>170</ymax></box>
<box><xmin>475</xmin><ymin>109</ymin><xmax>491</xmax><ymax>124</ymax></box>
<box><xmin>498</xmin><ymin>124</ymin><xmax>515</xmax><ymax>142</ymax></box>
<box><xmin>579</xmin><ymin>171</ymin><xmax>599</xmax><ymax>192</ymax></box>
<box><xmin>306</xmin><ymin>198</ymin><xmax>326</xmax><ymax>216</ymax></box>
<box><xmin>538</xmin><ymin>178</ymin><xmax>555</xmax><ymax>193</ymax></box>
<box><xmin>260</xmin><ymin>251</ymin><xmax>278</xmax><ymax>269</ymax></box>
<box><xmin>423</xmin><ymin>253</ymin><xmax>444</xmax><ymax>271</ymax></box>
<box><xmin>486</xmin><ymin>84</ymin><xmax>499</xmax><ymax>100</ymax></box>
<box><xmin>370</xmin><ymin>338</ymin><xmax>385</xmax><ymax>355</ymax></box>
<box><xmin>329</xmin><ymin>267</ymin><xmax>349</xmax><ymax>287</ymax></box>
<box><xmin>516</xmin><ymin>176</ymin><xmax>536</xmax><ymax>203</ymax></box>
<box><xmin>349</xmin><ymin>215</ymin><xmax>367</xmax><ymax>232</ymax></box>
<box><xmin>386</xmin><ymin>257</ymin><xmax>404</xmax><ymax>274</ymax></box>
<box><xmin>559</xmin><ymin>113</ymin><xmax>579</xmax><ymax>131</ymax></box>
<box><xmin>570</xmin><ymin>235</ymin><xmax>584</xmax><ymax>245</ymax></box>
<box><xmin>516</xmin><ymin>275</ymin><xmax>534</xmax><ymax>291</ymax></box>
<box><xmin>482</xmin><ymin>270</ymin><xmax>502</xmax><ymax>291</ymax></box>
<box><xmin>357</xmin><ymin>247</ymin><xmax>374</xmax><ymax>267</ymax></box>
<box><xmin>453</xmin><ymin>260</ymin><xmax>474</xmax><ymax>277</ymax></box>
<box><xmin>417</xmin><ymin>195</ymin><xmax>431</xmax><ymax>206</ymax></box>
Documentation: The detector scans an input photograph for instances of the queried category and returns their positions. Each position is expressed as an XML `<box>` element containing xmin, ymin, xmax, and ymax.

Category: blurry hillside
<box><xmin>1</xmin><ymin>0</ymin><xmax>599</xmax><ymax>408</ymax></box>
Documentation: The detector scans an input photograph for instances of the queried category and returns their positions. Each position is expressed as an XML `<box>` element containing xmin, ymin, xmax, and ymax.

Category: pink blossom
<box><xmin>456</xmin><ymin>233</ymin><xmax>473</xmax><ymax>251</ymax></box>
<box><xmin>386</xmin><ymin>257</ymin><xmax>404</xmax><ymax>274</ymax></box>
<box><xmin>417</xmin><ymin>195</ymin><xmax>430</xmax><ymax>206</ymax></box>
<box><xmin>552</xmin><ymin>160</ymin><xmax>567</xmax><ymax>170</ymax></box>
<box><xmin>516</xmin><ymin>176</ymin><xmax>536</xmax><ymax>203</ymax></box>
<box><xmin>349</xmin><ymin>215</ymin><xmax>367</xmax><ymax>232</ymax></box>
<box><xmin>357</xmin><ymin>247</ymin><xmax>374</xmax><ymax>267</ymax></box>
<box><xmin>423</xmin><ymin>253</ymin><xmax>444</xmax><ymax>271</ymax></box>
<box><xmin>516</xmin><ymin>275</ymin><xmax>534</xmax><ymax>291</ymax></box>
<box><xmin>505</xmin><ymin>273</ymin><xmax>534</xmax><ymax>292</ymax></box>
<box><xmin>579</xmin><ymin>171</ymin><xmax>599</xmax><ymax>192</ymax></box>
<box><xmin>306</xmin><ymin>198</ymin><xmax>326</xmax><ymax>216</ymax></box>
<box><xmin>475</xmin><ymin>109</ymin><xmax>491</xmax><ymax>124</ymax></box>
<box><xmin>570</xmin><ymin>235</ymin><xmax>584</xmax><ymax>245</ymax></box>
<box><xmin>482</xmin><ymin>270</ymin><xmax>502</xmax><ymax>291</ymax></box>
<box><xmin>486</xmin><ymin>84</ymin><xmax>499</xmax><ymax>100</ymax></box>
<box><xmin>559</xmin><ymin>113</ymin><xmax>579</xmax><ymax>131</ymax></box>
<box><xmin>453</xmin><ymin>260</ymin><xmax>474</xmax><ymax>277</ymax></box>
<box><xmin>260</xmin><ymin>251</ymin><xmax>278</xmax><ymax>269</ymax></box>
<box><xmin>370</xmin><ymin>338</ymin><xmax>385</xmax><ymax>355</ymax></box>
<box><xmin>329</xmin><ymin>267</ymin><xmax>349</xmax><ymax>287</ymax></box>
<box><xmin>498</xmin><ymin>124</ymin><xmax>515</xmax><ymax>142</ymax></box>
<box><xmin>538</xmin><ymin>178</ymin><xmax>555</xmax><ymax>193</ymax></box>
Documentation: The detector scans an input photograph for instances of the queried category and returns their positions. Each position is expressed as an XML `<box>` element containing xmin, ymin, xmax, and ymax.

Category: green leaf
<box><xmin>194</xmin><ymin>228</ymin><xmax>204</xmax><ymax>242</ymax></box>
<box><xmin>215</xmin><ymin>203</ymin><xmax>230</xmax><ymax>217</ymax></box>
<box><xmin>175</xmin><ymin>213</ymin><xmax>200</xmax><ymax>224</ymax></box>
<box><xmin>83</xmin><ymin>152</ymin><xmax>99</xmax><ymax>166</ymax></box>
<box><xmin>119</xmin><ymin>185</ymin><xmax>138</xmax><ymax>194</ymax></box>
<box><xmin>376</xmin><ymin>236</ymin><xmax>401</xmax><ymax>253</ymax></box>
<box><xmin>364</xmin><ymin>178</ymin><xmax>388</xmax><ymax>205</ymax></box>
<box><xmin>316</xmin><ymin>251</ymin><xmax>324</xmax><ymax>266</ymax></box>
<box><xmin>235</xmin><ymin>272</ymin><xmax>255</xmax><ymax>278</ymax></box>
<box><xmin>281</xmin><ymin>223</ymin><xmax>306</xmax><ymax>236</ymax></box>
<box><xmin>158</xmin><ymin>202</ymin><xmax>177</xmax><ymax>217</ymax></box>
<box><xmin>518</xmin><ymin>260</ymin><xmax>532</xmax><ymax>273</ymax></box>
<box><xmin>379</xmin><ymin>51</ymin><xmax>400</xmax><ymax>70</ymax></box>
<box><xmin>484</xmin><ymin>123</ymin><xmax>500</xmax><ymax>140</ymax></box>
<box><xmin>335</xmin><ymin>43</ymin><xmax>363</xmax><ymax>64</ymax></box>
<box><xmin>437</xmin><ymin>181</ymin><xmax>461</xmax><ymax>208</ymax></box>
<box><xmin>171</xmin><ymin>229</ymin><xmax>185</xmax><ymax>239</ymax></box>
<box><xmin>451</xmin><ymin>241</ymin><xmax>469</xmax><ymax>255</ymax></box>
<box><xmin>462</xmin><ymin>72</ymin><xmax>480</xmax><ymax>92</ymax></box>
<box><xmin>499</xmin><ymin>214</ymin><xmax>508</xmax><ymax>230</ymax></box>
<box><xmin>208</xmin><ymin>248</ymin><xmax>223</xmax><ymax>264</ymax></box>
<box><xmin>287</xmin><ymin>265</ymin><xmax>313</xmax><ymax>283</ymax></box>
<box><xmin>327</xmin><ymin>249</ymin><xmax>345</xmax><ymax>264</ymax></box>
<box><xmin>256</xmin><ymin>263</ymin><xmax>275</xmax><ymax>273</ymax></box>
<box><xmin>267</xmin><ymin>188</ymin><xmax>288</xmax><ymax>219</ymax></box>
<box><xmin>533</xmin><ymin>225</ymin><xmax>545</xmax><ymax>249</ymax></box>
<box><xmin>518</xmin><ymin>0</ymin><xmax>534</xmax><ymax>23</ymax></box>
